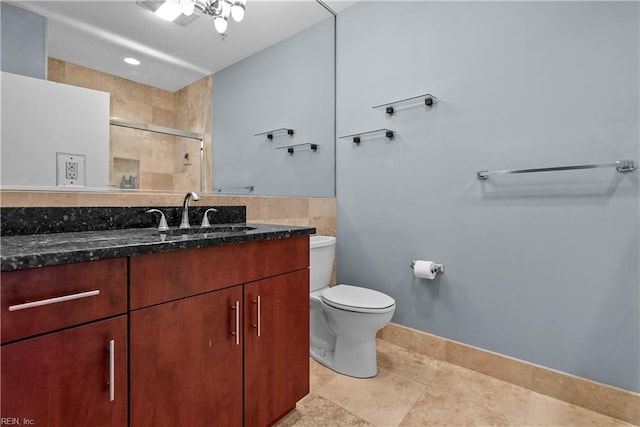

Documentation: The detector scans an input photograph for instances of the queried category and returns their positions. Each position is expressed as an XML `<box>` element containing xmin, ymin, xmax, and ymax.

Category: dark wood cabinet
<box><xmin>244</xmin><ymin>270</ymin><xmax>310</xmax><ymax>427</ymax></box>
<box><xmin>130</xmin><ymin>286</ymin><xmax>244</xmax><ymax>427</ymax></box>
<box><xmin>2</xmin><ymin>235</ymin><xmax>310</xmax><ymax>427</ymax></box>
<box><xmin>129</xmin><ymin>236</ymin><xmax>310</xmax><ymax>427</ymax></box>
<box><xmin>1</xmin><ymin>258</ymin><xmax>127</xmax><ymax>344</ymax></box>
<box><xmin>1</xmin><ymin>316</ymin><xmax>127</xmax><ymax>427</ymax></box>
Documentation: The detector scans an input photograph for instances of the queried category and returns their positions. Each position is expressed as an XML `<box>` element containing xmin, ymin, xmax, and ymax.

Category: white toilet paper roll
<box><xmin>413</xmin><ymin>260</ymin><xmax>437</xmax><ymax>280</ymax></box>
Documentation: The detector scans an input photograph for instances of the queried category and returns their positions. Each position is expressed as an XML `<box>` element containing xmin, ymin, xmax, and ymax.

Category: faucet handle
<box><xmin>201</xmin><ymin>208</ymin><xmax>219</xmax><ymax>227</ymax></box>
<box><xmin>146</xmin><ymin>209</ymin><xmax>169</xmax><ymax>231</ymax></box>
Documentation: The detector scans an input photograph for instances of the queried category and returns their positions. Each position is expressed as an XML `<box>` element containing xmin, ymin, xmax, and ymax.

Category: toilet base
<box><xmin>310</xmin><ymin>337</ymin><xmax>378</xmax><ymax>378</ymax></box>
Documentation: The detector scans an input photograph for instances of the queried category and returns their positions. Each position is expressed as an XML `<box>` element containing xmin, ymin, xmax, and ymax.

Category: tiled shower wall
<box><xmin>47</xmin><ymin>58</ymin><xmax>212</xmax><ymax>192</ymax></box>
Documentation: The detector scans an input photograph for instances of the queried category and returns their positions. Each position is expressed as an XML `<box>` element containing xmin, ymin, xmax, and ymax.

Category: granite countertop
<box><xmin>1</xmin><ymin>223</ymin><xmax>316</xmax><ymax>272</ymax></box>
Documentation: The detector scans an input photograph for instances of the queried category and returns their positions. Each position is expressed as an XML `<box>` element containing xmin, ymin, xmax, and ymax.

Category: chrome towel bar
<box><xmin>477</xmin><ymin>160</ymin><xmax>636</xmax><ymax>180</ymax></box>
<box><xmin>213</xmin><ymin>185</ymin><xmax>254</xmax><ymax>193</ymax></box>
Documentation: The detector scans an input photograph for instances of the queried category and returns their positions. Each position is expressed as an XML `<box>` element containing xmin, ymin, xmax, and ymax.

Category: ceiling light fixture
<box><xmin>124</xmin><ymin>57</ymin><xmax>141</xmax><ymax>65</ymax></box>
<box><xmin>179</xmin><ymin>0</ymin><xmax>247</xmax><ymax>35</ymax></box>
<box><xmin>154</xmin><ymin>0</ymin><xmax>183</xmax><ymax>21</ymax></box>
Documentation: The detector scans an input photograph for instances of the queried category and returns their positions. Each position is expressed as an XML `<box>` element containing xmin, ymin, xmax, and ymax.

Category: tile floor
<box><xmin>276</xmin><ymin>340</ymin><xmax>635</xmax><ymax>427</ymax></box>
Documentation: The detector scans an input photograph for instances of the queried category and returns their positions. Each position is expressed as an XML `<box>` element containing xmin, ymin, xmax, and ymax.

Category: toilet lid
<box><xmin>321</xmin><ymin>285</ymin><xmax>395</xmax><ymax>313</ymax></box>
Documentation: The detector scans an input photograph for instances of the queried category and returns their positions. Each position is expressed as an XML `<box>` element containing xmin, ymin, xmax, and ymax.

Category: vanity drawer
<box><xmin>1</xmin><ymin>258</ymin><xmax>128</xmax><ymax>343</ymax></box>
<box><xmin>130</xmin><ymin>236</ymin><xmax>309</xmax><ymax>309</ymax></box>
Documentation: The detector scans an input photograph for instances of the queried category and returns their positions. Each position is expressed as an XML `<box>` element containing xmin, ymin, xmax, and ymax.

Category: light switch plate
<box><xmin>56</xmin><ymin>152</ymin><xmax>86</xmax><ymax>187</ymax></box>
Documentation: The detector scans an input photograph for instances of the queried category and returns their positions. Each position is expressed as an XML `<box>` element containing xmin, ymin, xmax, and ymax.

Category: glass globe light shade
<box><xmin>220</xmin><ymin>0</ymin><xmax>231</xmax><ymax>18</ymax></box>
<box><xmin>214</xmin><ymin>15</ymin><xmax>228</xmax><ymax>33</ymax></box>
<box><xmin>180</xmin><ymin>0</ymin><xmax>195</xmax><ymax>16</ymax></box>
<box><xmin>231</xmin><ymin>1</ymin><xmax>245</xmax><ymax>22</ymax></box>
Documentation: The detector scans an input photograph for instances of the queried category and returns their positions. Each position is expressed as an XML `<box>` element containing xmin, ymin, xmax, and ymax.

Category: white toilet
<box><xmin>309</xmin><ymin>236</ymin><xmax>396</xmax><ymax>378</ymax></box>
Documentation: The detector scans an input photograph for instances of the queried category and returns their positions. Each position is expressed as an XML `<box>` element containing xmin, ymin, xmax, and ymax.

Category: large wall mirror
<box><xmin>0</xmin><ymin>1</ymin><xmax>339</xmax><ymax>197</ymax></box>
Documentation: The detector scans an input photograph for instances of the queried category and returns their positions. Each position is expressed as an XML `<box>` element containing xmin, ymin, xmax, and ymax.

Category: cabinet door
<box><xmin>1</xmin><ymin>316</ymin><xmax>127</xmax><ymax>427</ymax></box>
<box><xmin>244</xmin><ymin>269</ymin><xmax>310</xmax><ymax>427</ymax></box>
<box><xmin>130</xmin><ymin>286</ymin><xmax>243</xmax><ymax>427</ymax></box>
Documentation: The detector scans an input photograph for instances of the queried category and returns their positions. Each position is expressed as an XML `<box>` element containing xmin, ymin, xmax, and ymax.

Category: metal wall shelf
<box><xmin>373</xmin><ymin>93</ymin><xmax>437</xmax><ymax>116</ymax></box>
<box><xmin>255</xmin><ymin>128</ymin><xmax>295</xmax><ymax>140</ymax></box>
<box><xmin>275</xmin><ymin>143</ymin><xmax>318</xmax><ymax>154</ymax></box>
<box><xmin>338</xmin><ymin>129</ymin><xmax>395</xmax><ymax>144</ymax></box>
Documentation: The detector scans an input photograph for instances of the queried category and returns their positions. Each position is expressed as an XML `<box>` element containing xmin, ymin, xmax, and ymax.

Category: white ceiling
<box><xmin>12</xmin><ymin>0</ymin><xmax>356</xmax><ymax>92</ymax></box>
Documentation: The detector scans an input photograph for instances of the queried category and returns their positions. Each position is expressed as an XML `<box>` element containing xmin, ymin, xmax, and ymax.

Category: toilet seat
<box><xmin>321</xmin><ymin>284</ymin><xmax>395</xmax><ymax>314</ymax></box>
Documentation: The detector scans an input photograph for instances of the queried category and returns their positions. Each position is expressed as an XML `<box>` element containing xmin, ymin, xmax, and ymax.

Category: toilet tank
<box><xmin>309</xmin><ymin>236</ymin><xmax>336</xmax><ymax>292</ymax></box>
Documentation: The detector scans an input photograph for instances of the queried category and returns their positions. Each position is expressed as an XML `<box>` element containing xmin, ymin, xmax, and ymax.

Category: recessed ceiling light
<box><xmin>154</xmin><ymin>0</ymin><xmax>183</xmax><ymax>22</ymax></box>
<box><xmin>124</xmin><ymin>57</ymin><xmax>141</xmax><ymax>66</ymax></box>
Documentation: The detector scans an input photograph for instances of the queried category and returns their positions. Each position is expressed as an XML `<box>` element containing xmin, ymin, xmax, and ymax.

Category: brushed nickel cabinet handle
<box><xmin>252</xmin><ymin>295</ymin><xmax>261</xmax><ymax>337</ymax></box>
<box><xmin>108</xmin><ymin>339</ymin><xmax>115</xmax><ymax>402</ymax></box>
<box><xmin>8</xmin><ymin>290</ymin><xmax>101</xmax><ymax>311</ymax></box>
<box><xmin>231</xmin><ymin>301</ymin><xmax>240</xmax><ymax>345</ymax></box>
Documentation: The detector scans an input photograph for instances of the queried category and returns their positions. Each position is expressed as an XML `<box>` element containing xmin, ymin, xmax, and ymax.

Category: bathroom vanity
<box><xmin>0</xmin><ymin>207</ymin><xmax>313</xmax><ymax>427</ymax></box>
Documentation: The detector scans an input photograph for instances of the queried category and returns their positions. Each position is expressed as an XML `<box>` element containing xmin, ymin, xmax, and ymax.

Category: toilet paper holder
<box><xmin>410</xmin><ymin>260</ymin><xmax>444</xmax><ymax>274</ymax></box>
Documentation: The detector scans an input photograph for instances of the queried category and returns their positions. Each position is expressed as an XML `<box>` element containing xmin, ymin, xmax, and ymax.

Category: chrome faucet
<box><xmin>180</xmin><ymin>191</ymin><xmax>200</xmax><ymax>229</ymax></box>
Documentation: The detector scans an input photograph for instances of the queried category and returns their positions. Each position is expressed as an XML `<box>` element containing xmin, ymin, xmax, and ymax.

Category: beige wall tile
<box><xmin>200</xmin><ymin>196</ymin><xmax>261</xmax><ymax>219</ymax></box>
<box><xmin>186</xmin><ymin>75</ymin><xmax>212</xmax><ymax>108</ymax></box>
<box><xmin>445</xmin><ymin>339</ymin><xmax>532</xmax><ymax>389</ymax></box>
<box><xmin>257</xmin><ymin>197</ymin><xmax>310</xmax><ymax>220</ymax></box>
<box><xmin>531</xmin><ymin>365</ymin><xmax>640</xmax><ymax>425</ymax></box>
<box><xmin>110</xmin><ymin>127</ymin><xmax>142</xmax><ymax>161</ymax></box>
<box><xmin>175</xmin><ymin>87</ymin><xmax>188</xmax><ymax>109</ymax></box>
<box><xmin>202</xmin><ymin>135</ymin><xmax>213</xmax><ymax>193</ymax></box>
<box><xmin>172</xmin><ymin>171</ymin><xmax>200</xmax><ymax>192</ymax></box>
<box><xmin>1</xmin><ymin>191</ymin><xmax>79</xmax><ymax>207</ymax></box>
<box><xmin>526</xmin><ymin>392</ymin><xmax>633</xmax><ymax>426</ymax></box>
<box><xmin>47</xmin><ymin>57</ymin><xmax>66</xmax><ymax>83</ymax></box>
<box><xmin>175</xmin><ymin>108</ymin><xmax>205</xmax><ymax>134</ymax></box>
<box><xmin>380</xmin><ymin>323</ymin><xmax>447</xmax><ymax>360</ymax></box>
<box><xmin>140</xmin><ymin>144</ymin><xmax>173</xmax><ymax>175</ymax></box>
<box><xmin>110</xmin><ymin>77</ymin><xmax>151</xmax><ymax>105</ymax></box>
<box><xmin>309</xmin><ymin>216</ymin><xmax>336</xmax><ymax>236</ymax></box>
<box><xmin>151</xmin><ymin>106</ymin><xmax>176</xmax><ymax>128</ymax></box>
<box><xmin>140</xmin><ymin>173</ymin><xmax>174</xmax><ymax>191</ymax></box>
<box><xmin>110</xmin><ymin>97</ymin><xmax>153</xmax><ymax>123</ymax></box>
<box><xmin>77</xmin><ymin>192</ymin><xmax>146</xmax><ymax>207</ymax></box>
<box><xmin>149</xmin><ymin>86</ymin><xmax>177</xmax><ymax>111</ymax></box>
<box><xmin>63</xmin><ymin>61</ymin><xmax>103</xmax><ymax>91</ymax></box>
<box><xmin>308</xmin><ymin>198</ymin><xmax>336</xmax><ymax>217</ymax></box>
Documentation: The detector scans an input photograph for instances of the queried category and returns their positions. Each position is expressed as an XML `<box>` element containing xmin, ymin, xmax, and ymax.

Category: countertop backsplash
<box><xmin>0</xmin><ymin>206</ymin><xmax>246</xmax><ymax>236</ymax></box>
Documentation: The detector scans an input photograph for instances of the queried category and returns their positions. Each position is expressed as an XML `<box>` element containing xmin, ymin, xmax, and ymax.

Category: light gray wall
<box><xmin>336</xmin><ymin>1</ymin><xmax>639</xmax><ymax>392</ymax></box>
<box><xmin>1</xmin><ymin>3</ymin><xmax>47</xmax><ymax>79</ymax></box>
<box><xmin>213</xmin><ymin>17</ymin><xmax>335</xmax><ymax>197</ymax></box>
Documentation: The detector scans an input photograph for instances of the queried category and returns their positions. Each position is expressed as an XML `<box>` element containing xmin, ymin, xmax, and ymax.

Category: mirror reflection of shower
<box><xmin>109</xmin><ymin>119</ymin><xmax>204</xmax><ymax>191</ymax></box>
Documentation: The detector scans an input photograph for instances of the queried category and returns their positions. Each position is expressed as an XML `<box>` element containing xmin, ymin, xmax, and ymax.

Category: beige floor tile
<box><xmin>275</xmin><ymin>395</ymin><xmax>375</xmax><ymax>427</ymax></box>
<box><xmin>526</xmin><ymin>392</ymin><xmax>633</xmax><ymax>426</ymax></box>
<box><xmin>317</xmin><ymin>367</ymin><xmax>426</xmax><ymax>427</ymax></box>
<box><xmin>399</xmin><ymin>363</ymin><xmax>530</xmax><ymax>426</ymax></box>
<box><xmin>531</xmin><ymin>366</ymin><xmax>640</xmax><ymax>425</ymax></box>
<box><xmin>376</xmin><ymin>339</ymin><xmax>442</xmax><ymax>385</ymax></box>
<box><xmin>310</xmin><ymin>358</ymin><xmax>338</xmax><ymax>393</ymax></box>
